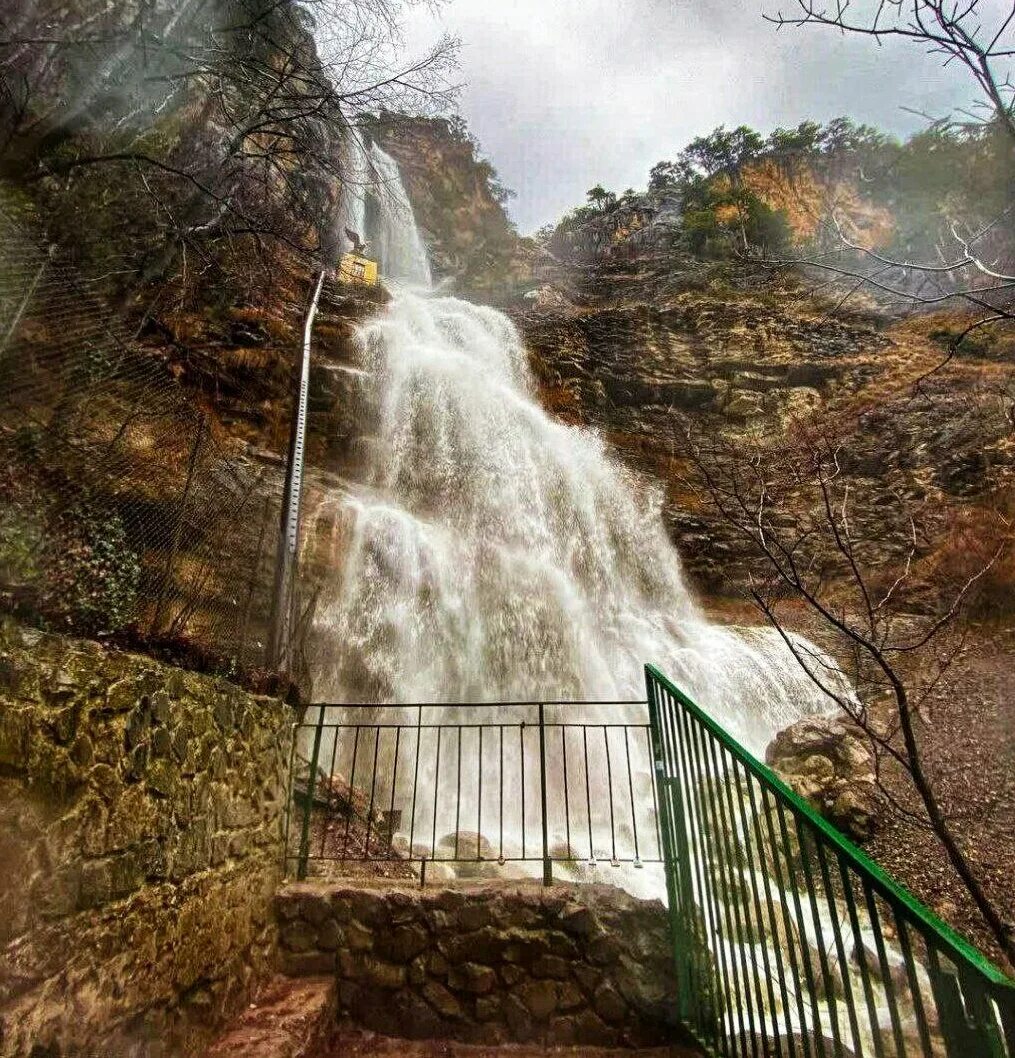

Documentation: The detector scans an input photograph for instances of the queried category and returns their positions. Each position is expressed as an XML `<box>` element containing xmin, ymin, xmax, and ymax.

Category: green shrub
<box><xmin>40</xmin><ymin>504</ymin><xmax>142</xmax><ymax>636</ymax></box>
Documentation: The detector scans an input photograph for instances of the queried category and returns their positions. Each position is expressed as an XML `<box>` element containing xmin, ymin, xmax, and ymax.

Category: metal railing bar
<box><xmin>813</xmin><ymin>835</ymin><xmax>864</xmax><ymax>1056</ymax></box>
<box><xmin>770</xmin><ymin>793</ymin><xmax>828</xmax><ymax>1058</ymax></box>
<box><xmin>839</xmin><ymin>854</ymin><xmax>888</xmax><ymax>1058</ymax></box>
<box><xmin>292</xmin><ymin>721</ymin><xmax>654</xmax><ymax>731</ymax></box>
<box><xmin>604</xmin><ymin>726</ymin><xmax>618</xmax><ymax>864</ymax></box>
<box><xmin>363</xmin><ymin>728</ymin><xmax>381</xmax><ymax>856</ymax></box>
<box><xmin>623</xmin><ymin>727</ymin><xmax>640</xmax><ymax>865</ymax></box>
<box><xmin>583</xmin><ymin>725</ymin><xmax>594</xmax><ymax>861</ymax></box>
<box><xmin>795</xmin><ymin>819</ymin><xmax>846</xmax><ymax>1051</ymax></box>
<box><xmin>309</xmin><ymin>698</ymin><xmax>647</xmax><ymax>708</ymax></box>
<box><xmin>642</xmin><ymin>726</ymin><xmax>664</xmax><ymax>863</ymax></box>
<box><xmin>863</xmin><ymin>876</ymin><xmax>909</xmax><ymax>1057</ymax></box>
<box><xmin>319</xmin><ymin>725</ymin><xmax>340</xmax><ymax>860</ymax></box>
<box><xmin>342</xmin><ymin>726</ymin><xmax>362</xmax><ymax>857</ymax></box>
<box><xmin>296</xmin><ymin>853</ymin><xmax>662</xmax><ymax>865</ymax></box>
<box><xmin>454</xmin><ymin>727</ymin><xmax>462</xmax><ymax>859</ymax></box>
<box><xmin>388</xmin><ymin>727</ymin><xmax>401</xmax><ymax>860</ymax></box>
<box><xmin>431</xmin><ymin>727</ymin><xmax>442</xmax><ymax>858</ymax></box>
<box><xmin>727</xmin><ymin>753</ymin><xmax>783</xmax><ymax>1053</ymax></box>
<box><xmin>692</xmin><ymin>716</ymin><xmax>753</xmax><ymax>1057</ymax></box>
<box><xmin>561</xmin><ymin>725</ymin><xmax>572</xmax><ymax>857</ymax></box>
<box><xmin>673</xmin><ymin>685</ymin><xmax>736</xmax><ymax>1049</ymax></box>
<box><xmin>477</xmin><ymin>726</ymin><xmax>484</xmax><ymax>861</ymax></box>
<box><xmin>408</xmin><ymin>714</ymin><xmax>421</xmax><ymax>856</ymax></box>
<box><xmin>893</xmin><ymin>912</ymin><xmax>935</xmax><ymax>1057</ymax></box>
<box><xmin>647</xmin><ymin>673</ymin><xmax>694</xmax><ymax>1026</ymax></box>
<box><xmin>740</xmin><ymin>753</ymin><xmax>802</xmax><ymax>1058</ymax></box>
<box><xmin>646</xmin><ymin>664</ymin><xmax>1015</xmax><ymax>994</ymax></box>
<box><xmin>758</xmin><ymin>783</ymin><xmax>815</xmax><ymax>1058</ymax></box>
<box><xmin>520</xmin><ymin>723</ymin><xmax>527</xmax><ymax>858</ymax></box>
<box><xmin>499</xmin><ymin>724</ymin><xmax>505</xmax><ymax>863</ymax></box>
<box><xmin>691</xmin><ymin>711</ymin><xmax>766</xmax><ymax>1058</ymax></box>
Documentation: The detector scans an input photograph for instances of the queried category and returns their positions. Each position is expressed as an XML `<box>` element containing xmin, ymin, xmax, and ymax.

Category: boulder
<box><xmin>766</xmin><ymin>715</ymin><xmax>883</xmax><ymax>841</ymax></box>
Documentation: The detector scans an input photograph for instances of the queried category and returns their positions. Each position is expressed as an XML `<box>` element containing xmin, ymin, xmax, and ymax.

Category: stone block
<box><xmin>560</xmin><ymin>902</ymin><xmax>597</xmax><ymax>936</ymax></box>
<box><xmin>317</xmin><ymin>917</ymin><xmax>344</xmax><ymax>951</ymax></box>
<box><xmin>377</xmin><ymin>922</ymin><xmax>428</xmax><ymax>963</ymax></box>
<box><xmin>422</xmin><ymin>980</ymin><xmax>463</xmax><ymax>1020</ymax></box>
<box><xmin>532</xmin><ymin>953</ymin><xmax>570</xmax><ymax>979</ymax></box>
<box><xmin>281</xmin><ymin>918</ymin><xmax>316</xmax><ymax>953</ymax></box>
<box><xmin>447</xmin><ymin>961</ymin><xmax>496</xmax><ymax>995</ymax></box>
<box><xmin>456</xmin><ymin>903</ymin><xmax>492</xmax><ymax>931</ymax></box>
<box><xmin>475</xmin><ymin>995</ymin><xmax>501</xmax><ymax>1022</ymax></box>
<box><xmin>556</xmin><ymin>981</ymin><xmax>585</xmax><ymax>1011</ymax></box>
<box><xmin>362</xmin><ymin>956</ymin><xmax>406</xmax><ymax>990</ymax></box>
<box><xmin>502</xmin><ymin>993</ymin><xmax>535</xmax><ymax>1042</ymax></box>
<box><xmin>281</xmin><ymin>949</ymin><xmax>336</xmax><ymax>976</ymax></box>
<box><xmin>593</xmin><ymin>981</ymin><xmax>628</xmax><ymax>1025</ymax></box>
<box><xmin>518</xmin><ymin>978</ymin><xmax>557</xmax><ymax>1020</ymax></box>
<box><xmin>345</xmin><ymin>920</ymin><xmax>374</xmax><ymax>951</ymax></box>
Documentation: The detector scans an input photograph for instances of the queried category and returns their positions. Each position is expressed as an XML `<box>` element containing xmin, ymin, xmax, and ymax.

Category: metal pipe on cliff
<box><xmin>268</xmin><ymin>268</ymin><xmax>327</xmax><ymax>677</ymax></box>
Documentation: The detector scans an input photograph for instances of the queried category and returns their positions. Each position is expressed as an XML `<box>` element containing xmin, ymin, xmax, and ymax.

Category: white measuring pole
<box><xmin>268</xmin><ymin>268</ymin><xmax>327</xmax><ymax>675</ymax></box>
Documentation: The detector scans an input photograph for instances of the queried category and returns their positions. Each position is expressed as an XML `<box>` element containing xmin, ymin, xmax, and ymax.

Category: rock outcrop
<box><xmin>766</xmin><ymin>715</ymin><xmax>883</xmax><ymax>841</ymax></box>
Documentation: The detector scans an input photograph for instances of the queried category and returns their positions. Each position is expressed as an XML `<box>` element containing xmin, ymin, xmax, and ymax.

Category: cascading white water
<box><xmin>338</xmin><ymin>130</ymin><xmax>431</xmax><ymax>288</ymax></box>
<box><xmin>314</xmin><ymin>138</ymin><xmax>839</xmax><ymax>753</ymax></box>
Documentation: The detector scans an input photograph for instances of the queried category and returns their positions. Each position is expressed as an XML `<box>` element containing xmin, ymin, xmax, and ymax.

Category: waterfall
<box><xmin>301</xmin><ymin>144</ymin><xmax>934</xmax><ymax>1057</ymax></box>
<box><xmin>337</xmin><ymin>130</ymin><xmax>431</xmax><ymax>288</ymax></box>
<box><xmin>312</xmin><ymin>140</ymin><xmax>842</xmax><ymax>754</ymax></box>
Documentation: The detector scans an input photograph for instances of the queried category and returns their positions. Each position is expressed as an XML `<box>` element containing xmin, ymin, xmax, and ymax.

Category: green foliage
<box><xmin>639</xmin><ymin>113</ymin><xmax>1012</xmax><ymax>264</ymax></box>
<box><xmin>40</xmin><ymin>503</ymin><xmax>142</xmax><ymax>636</ymax></box>
<box><xmin>743</xmin><ymin>195</ymin><xmax>792</xmax><ymax>255</ymax></box>
<box><xmin>586</xmin><ymin>184</ymin><xmax>617</xmax><ymax>211</ymax></box>
<box><xmin>682</xmin><ymin>125</ymin><xmax>764</xmax><ymax>179</ymax></box>
<box><xmin>0</xmin><ymin>506</ymin><xmax>44</xmax><ymax>587</ymax></box>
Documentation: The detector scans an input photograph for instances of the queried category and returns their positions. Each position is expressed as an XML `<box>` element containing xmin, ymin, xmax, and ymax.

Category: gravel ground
<box><xmin>865</xmin><ymin>623</ymin><xmax>1015</xmax><ymax>973</ymax></box>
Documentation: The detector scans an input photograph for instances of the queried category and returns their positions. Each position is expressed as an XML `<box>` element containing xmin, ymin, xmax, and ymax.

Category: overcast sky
<box><xmin>400</xmin><ymin>0</ymin><xmax>1003</xmax><ymax>233</ymax></box>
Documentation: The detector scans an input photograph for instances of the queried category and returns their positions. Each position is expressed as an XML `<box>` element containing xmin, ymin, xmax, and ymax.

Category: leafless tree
<box><xmin>759</xmin><ymin>0</ymin><xmax>1014</xmax><ymax>356</ymax></box>
<box><xmin>685</xmin><ymin>409</ymin><xmax>1015</xmax><ymax>963</ymax></box>
<box><xmin>766</xmin><ymin>0</ymin><xmax>1015</xmax><ymax>139</ymax></box>
<box><xmin>0</xmin><ymin>0</ymin><xmax>458</xmax><ymax>276</ymax></box>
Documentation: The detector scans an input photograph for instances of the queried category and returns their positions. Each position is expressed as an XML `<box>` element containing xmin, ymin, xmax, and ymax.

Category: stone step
<box><xmin>323</xmin><ymin>1029</ymin><xmax>703</xmax><ymax>1057</ymax></box>
<box><xmin>203</xmin><ymin>976</ymin><xmax>337</xmax><ymax>1058</ymax></box>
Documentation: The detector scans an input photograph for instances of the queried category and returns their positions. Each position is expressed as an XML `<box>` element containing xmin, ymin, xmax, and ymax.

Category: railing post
<box><xmin>645</xmin><ymin>666</ymin><xmax>695</xmax><ymax>1023</ymax></box>
<box><xmin>296</xmin><ymin>706</ymin><xmax>324</xmax><ymax>881</ymax></box>
<box><xmin>538</xmin><ymin>701</ymin><xmax>552</xmax><ymax>886</ymax></box>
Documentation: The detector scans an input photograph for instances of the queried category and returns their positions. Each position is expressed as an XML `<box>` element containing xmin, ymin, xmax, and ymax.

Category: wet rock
<box><xmin>766</xmin><ymin>715</ymin><xmax>884</xmax><ymax>841</ymax></box>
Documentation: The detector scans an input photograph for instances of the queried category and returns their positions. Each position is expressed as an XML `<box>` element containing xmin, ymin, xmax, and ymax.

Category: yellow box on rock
<box><xmin>338</xmin><ymin>252</ymin><xmax>379</xmax><ymax>287</ymax></box>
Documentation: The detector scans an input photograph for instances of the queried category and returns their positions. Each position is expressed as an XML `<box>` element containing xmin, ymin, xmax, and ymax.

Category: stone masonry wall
<box><xmin>0</xmin><ymin>622</ymin><xmax>293</xmax><ymax>1057</ymax></box>
<box><xmin>275</xmin><ymin>880</ymin><xmax>681</xmax><ymax>1048</ymax></box>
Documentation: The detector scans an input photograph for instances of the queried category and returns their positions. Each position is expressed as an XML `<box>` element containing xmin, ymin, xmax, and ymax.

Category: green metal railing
<box><xmin>646</xmin><ymin>664</ymin><xmax>1015</xmax><ymax>1058</ymax></box>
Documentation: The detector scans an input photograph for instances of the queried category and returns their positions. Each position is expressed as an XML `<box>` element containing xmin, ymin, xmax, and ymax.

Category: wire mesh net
<box><xmin>0</xmin><ymin>196</ymin><xmax>305</xmax><ymax>686</ymax></box>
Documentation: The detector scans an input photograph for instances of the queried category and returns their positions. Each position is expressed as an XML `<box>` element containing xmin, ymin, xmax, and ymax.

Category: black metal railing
<box><xmin>286</xmin><ymin>700</ymin><xmax>663</xmax><ymax>883</ymax></box>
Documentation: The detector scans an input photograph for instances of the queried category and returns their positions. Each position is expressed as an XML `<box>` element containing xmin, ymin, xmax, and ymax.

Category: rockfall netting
<box><xmin>0</xmin><ymin>197</ymin><xmax>309</xmax><ymax>687</ymax></box>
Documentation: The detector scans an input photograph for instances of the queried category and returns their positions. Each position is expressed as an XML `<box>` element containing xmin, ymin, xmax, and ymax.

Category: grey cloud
<box><xmin>400</xmin><ymin>0</ymin><xmax>1003</xmax><ymax>232</ymax></box>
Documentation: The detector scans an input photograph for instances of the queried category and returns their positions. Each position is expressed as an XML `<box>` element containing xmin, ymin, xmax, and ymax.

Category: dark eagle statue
<box><xmin>344</xmin><ymin>228</ymin><xmax>368</xmax><ymax>255</ymax></box>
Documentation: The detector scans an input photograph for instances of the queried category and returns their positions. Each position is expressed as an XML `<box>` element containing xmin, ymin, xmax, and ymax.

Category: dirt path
<box><xmin>326</xmin><ymin>1030</ymin><xmax>701</xmax><ymax>1058</ymax></box>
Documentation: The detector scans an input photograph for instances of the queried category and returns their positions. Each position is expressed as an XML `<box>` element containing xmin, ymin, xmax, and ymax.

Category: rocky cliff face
<box><xmin>513</xmin><ymin>252</ymin><xmax>1015</xmax><ymax>601</ymax></box>
<box><xmin>370</xmin><ymin>114</ymin><xmax>533</xmax><ymax>300</ymax></box>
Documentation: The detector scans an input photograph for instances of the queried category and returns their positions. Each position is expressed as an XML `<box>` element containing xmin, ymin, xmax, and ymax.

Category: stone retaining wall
<box><xmin>275</xmin><ymin>880</ymin><xmax>681</xmax><ymax>1048</ymax></box>
<box><xmin>0</xmin><ymin>622</ymin><xmax>293</xmax><ymax>1057</ymax></box>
